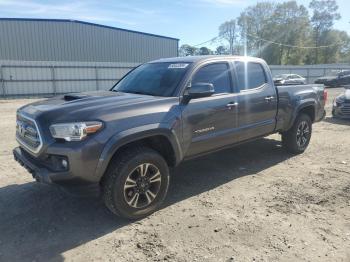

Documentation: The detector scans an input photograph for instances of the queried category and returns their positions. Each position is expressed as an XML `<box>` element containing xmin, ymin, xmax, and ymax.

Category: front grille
<box><xmin>341</xmin><ymin>103</ymin><xmax>350</xmax><ymax>116</ymax></box>
<box><xmin>16</xmin><ymin>113</ymin><xmax>42</xmax><ymax>153</ymax></box>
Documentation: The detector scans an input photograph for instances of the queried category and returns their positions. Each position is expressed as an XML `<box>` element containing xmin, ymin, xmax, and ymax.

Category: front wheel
<box><xmin>101</xmin><ymin>146</ymin><xmax>170</xmax><ymax>219</ymax></box>
<box><xmin>282</xmin><ymin>114</ymin><xmax>312</xmax><ymax>154</ymax></box>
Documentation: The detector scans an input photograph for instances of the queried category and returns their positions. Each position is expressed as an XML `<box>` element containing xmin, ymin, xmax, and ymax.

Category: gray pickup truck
<box><xmin>13</xmin><ymin>56</ymin><xmax>326</xmax><ymax>219</ymax></box>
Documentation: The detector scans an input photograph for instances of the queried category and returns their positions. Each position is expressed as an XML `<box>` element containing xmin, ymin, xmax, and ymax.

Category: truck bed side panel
<box><xmin>275</xmin><ymin>84</ymin><xmax>325</xmax><ymax>132</ymax></box>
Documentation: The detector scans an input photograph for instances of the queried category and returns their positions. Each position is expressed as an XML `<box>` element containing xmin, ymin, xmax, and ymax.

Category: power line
<box><xmin>192</xmin><ymin>36</ymin><xmax>220</xmax><ymax>47</ymax></box>
<box><xmin>245</xmin><ymin>32</ymin><xmax>345</xmax><ymax>49</ymax></box>
<box><xmin>191</xmin><ymin>34</ymin><xmax>346</xmax><ymax>49</ymax></box>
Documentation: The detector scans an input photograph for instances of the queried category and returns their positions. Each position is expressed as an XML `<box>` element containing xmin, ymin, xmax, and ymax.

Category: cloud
<box><xmin>198</xmin><ymin>0</ymin><xmax>245</xmax><ymax>6</ymax></box>
<box><xmin>173</xmin><ymin>0</ymin><xmax>247</xmax><ymax>9</ymax></box>
<box><xmin>0</xmin><ymin>0</ymin><xmax>83</xmax><ymax>14</ymax></box>
<box><xmin>0</xmin><ymin>0</ymin><xmax>155</xmax><ymax>26</ymax></box>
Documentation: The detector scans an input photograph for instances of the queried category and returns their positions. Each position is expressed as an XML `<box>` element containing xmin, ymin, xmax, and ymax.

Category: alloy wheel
<box><xmin>123</xmin><ymin>163</ymin><xmax>162</xmax><ymax>209</ymax></box>
<box><xmin>296</xmin><ymin>121</ymin><xmax>310</xmax><ymax>148</ymax></box>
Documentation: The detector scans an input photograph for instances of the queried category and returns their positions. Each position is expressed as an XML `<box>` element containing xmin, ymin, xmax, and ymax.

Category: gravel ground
<box><xmin>0</xmin><ymin>88</ymin><xmax>349</xmax><ymax>262</ymax></box>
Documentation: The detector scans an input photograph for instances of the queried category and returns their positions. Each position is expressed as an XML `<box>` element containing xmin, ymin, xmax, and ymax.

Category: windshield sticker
<box><xmin>168</xmin><ymin>63</ymin><xmax>189</xmax><ymax>69</ymax></box>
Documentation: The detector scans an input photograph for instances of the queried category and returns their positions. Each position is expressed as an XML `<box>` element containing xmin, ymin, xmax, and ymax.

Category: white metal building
<box><xmin>0</xmin><ymin>18</ymin><xmax>179</xmax><ymax>97</ymax></box>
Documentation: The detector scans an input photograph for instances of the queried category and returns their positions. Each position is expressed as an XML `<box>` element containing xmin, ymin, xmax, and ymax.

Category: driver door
<box><xmin>181</xmin><ymin>62</ymin><xmax>239</xmax><ymax>157</ymax></box>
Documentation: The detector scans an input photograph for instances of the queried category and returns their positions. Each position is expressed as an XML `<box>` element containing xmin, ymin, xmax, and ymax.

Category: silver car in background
<box><xmin>273</xmin><ymin>74</ymin><xmax>307</xmax><ymax>86</ymax></box>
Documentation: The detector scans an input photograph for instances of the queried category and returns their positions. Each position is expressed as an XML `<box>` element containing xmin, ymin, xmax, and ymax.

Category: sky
<box><xmin>0</xmin><ymin>0</ymin><xmax>349</xmax><ymax>48</ymax></box>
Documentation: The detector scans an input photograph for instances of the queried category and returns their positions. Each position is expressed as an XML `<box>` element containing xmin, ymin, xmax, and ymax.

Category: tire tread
<box><xmin>282</xmin><ymin>113</ymin><xmax>312</xmax><ymax>154</ymax></box>
<box><xmin>101</xmin><ymin>146</ymin><xmax>168</xmax><ymax>219</ymax></box>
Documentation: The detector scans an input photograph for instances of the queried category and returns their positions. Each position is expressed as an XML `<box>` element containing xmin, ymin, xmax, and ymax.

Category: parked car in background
<box><xmin>337</xmin><ymin>74</ymin><xmax>350</xmax><ymax>88</ymax></box>
<box><xmin>315</xmin><ymin>70</ymin><xmax>350</xmax><ymax>87</ymax></box>
<box><xmin>273</xmin><ymin>74</ymin><xmax>306</xmax><ymax>86</ymax></box>
<box><xmin>332</xmin><ymin>88</ymin><xmax>350</xmax><ymax>119</ymax></box>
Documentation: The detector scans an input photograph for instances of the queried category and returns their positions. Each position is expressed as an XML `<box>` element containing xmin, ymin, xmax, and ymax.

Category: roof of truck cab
<box><xmin>150</xmin><ymin>55</ymin><xmax>265</xmax><ymax>64</ymax></box>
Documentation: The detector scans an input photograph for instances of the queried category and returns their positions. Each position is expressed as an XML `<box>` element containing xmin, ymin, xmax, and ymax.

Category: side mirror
<box><xmin>184</xmin><ymin>83</ymin><xmax>215</xmax><ymax>102</ymax></box>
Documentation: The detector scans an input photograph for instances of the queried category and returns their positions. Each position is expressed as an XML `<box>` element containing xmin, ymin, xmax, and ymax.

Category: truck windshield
<box><xmin>112</xmin><ymin>62</ymin><xmax>190</xmax><ymax>97</ymax></box>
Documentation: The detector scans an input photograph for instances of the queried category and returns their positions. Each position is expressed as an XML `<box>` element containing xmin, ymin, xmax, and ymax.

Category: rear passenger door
<box><xmin>233</xmin><ymin>61</ymin><xmax>277</xmax><ymax>141</ymax></box>
<box><xmin>182</xmin><ymin>62</ymin><xmax>239</xmax><ymax>157</ymax></box>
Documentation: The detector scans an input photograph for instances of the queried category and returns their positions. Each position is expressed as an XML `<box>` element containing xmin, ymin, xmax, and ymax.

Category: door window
<box><xmin>235</xmin><ymin>62</ymin><xmax>267</xmax><ymax>90</ymax></box>
<box><xmin>192</xmin><ymin>63</ymin><xmax>231</xmax><ymax>94</ymax></box>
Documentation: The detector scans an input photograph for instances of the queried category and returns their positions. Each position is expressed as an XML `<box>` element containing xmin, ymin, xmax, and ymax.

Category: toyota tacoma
<box><xmin>13</xmin><ymin>56</ymin><xmax>326</xmax><ymax>219</ymax></box>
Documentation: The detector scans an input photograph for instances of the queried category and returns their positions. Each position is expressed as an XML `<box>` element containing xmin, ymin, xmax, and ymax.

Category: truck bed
<box><xmin>275</xmin><ymin>84</ymin><xmax>326</xmax><ymax>132</ymax></box>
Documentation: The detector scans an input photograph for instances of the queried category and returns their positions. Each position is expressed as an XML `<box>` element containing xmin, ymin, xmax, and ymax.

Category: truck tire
<box><xmin>101</xmin><ymin>146</ymin><xmax>170</xmax><ymax>219</ymax></box>
<box><xmin>282</xmin><ymin>114</ymin><xmax>312</xmax><ymax>154</ymax></box>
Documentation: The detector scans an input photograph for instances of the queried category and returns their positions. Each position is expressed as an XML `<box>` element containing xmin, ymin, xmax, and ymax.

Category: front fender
<box><xmin>94</xmin><ymin>123</ymin><xmax>183</xmax><ymax>180</ymax></box>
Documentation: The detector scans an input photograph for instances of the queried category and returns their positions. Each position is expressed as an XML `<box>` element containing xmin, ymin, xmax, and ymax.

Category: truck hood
<box><xmin>19</xmin><ymin>90</ymin><xmax>177</xmax><ymax>122</ymax></box>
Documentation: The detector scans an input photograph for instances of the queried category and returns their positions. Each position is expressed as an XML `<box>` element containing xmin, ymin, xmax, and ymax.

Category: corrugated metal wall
<box><xmin>0</xmin><ymin>19</ymin><xmax>178</xmax><ymax>63</ymax></box>
<box><xmin>2</xmin><ymin>61</ymin><xmax>350</xmax><ymax>98</ymax></box>
<box><xmin>0</xmin><ymin>60</ymin><xmax>139</xmax><ymax>97</ymax></box>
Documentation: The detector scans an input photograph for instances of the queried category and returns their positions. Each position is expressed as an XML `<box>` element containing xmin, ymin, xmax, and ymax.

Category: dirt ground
<box><xmin>0</xmin><ymin>88</ymin><xmax>349</xmax><ymax>262</ymax></box>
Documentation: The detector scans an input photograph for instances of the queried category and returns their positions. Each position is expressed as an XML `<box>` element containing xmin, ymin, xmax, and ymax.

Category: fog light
<box><xmin>61</xmin><ymin>159</ymin><xmax>68</xmax><ymax>169</ymax></box>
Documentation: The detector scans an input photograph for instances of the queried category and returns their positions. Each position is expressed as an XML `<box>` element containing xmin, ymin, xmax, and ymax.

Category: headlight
<box><xmin>49</xmin><ymin>121</ymin><xmax>103</xmax><ymax>141</ymax></box>
<box><xmin>336</xmin><ymin>95</ymin><xmax>345</xmax><ymax>104</ymax></box>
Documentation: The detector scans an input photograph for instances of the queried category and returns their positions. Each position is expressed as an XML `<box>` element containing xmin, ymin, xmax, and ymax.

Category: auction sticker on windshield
<box><xmin>168</xmin><ymin>63</ymin><xmax>189</xmax><ymax>69</ymax></box>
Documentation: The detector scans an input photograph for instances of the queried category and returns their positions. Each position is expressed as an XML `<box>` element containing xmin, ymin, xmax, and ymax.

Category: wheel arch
<box><xmin>94</xmin><ymin>124</ymin><xmax>183</xmax><ymax>181</ymax></box>
<box><xmin>287</xmin><ymin>101</ymin><xmax>316</xmax><ymax>131</ymax></box>
<box><xmin>297</xmin><ymin>104</ymin><xmax>315</xmax><ymax>122</ymax></box>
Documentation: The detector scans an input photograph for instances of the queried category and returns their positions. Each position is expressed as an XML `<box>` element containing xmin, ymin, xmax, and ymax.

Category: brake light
<box><xmin>323</xmin><ymin>89</ymin><xmax>328</xmax><ymax>103</ymax></box>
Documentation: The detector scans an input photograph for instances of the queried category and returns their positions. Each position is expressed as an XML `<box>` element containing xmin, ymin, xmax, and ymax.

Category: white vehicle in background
<box><xmin>273</xmin><ymin>74</ymin><xmax>307</xmax><ymax>86</ymax></box>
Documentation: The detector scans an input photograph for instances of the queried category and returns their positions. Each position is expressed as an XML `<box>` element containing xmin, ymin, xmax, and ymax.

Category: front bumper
<box><xmin>13</xmin><ymin>141</ymin><xmax>102</xmax><ymax>185</ymax></box>
<box><xmin>332</xmin><ymin>104</ymin><xmax>350</xmax><ymax>119</ymax></box>
<box><xmin>13</xmin><ymin>147</ymin><xmax>74</xmax><ymax>184</ymax></box>
<box><xmin>332</xmin><ymin>108</ymin><xmax>350</xmax><ymax>119</ymax></box>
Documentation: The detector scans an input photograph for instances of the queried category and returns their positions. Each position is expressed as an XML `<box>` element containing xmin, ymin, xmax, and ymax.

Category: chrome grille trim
<box><xmin>341</xmin><ymin>103</ymin><xmax>350</xmax><ymax>115</ymax></box>
<box><xmin>16</xmin><ymin>113</ymin><xmax>43</xmax><ymax>154</ymax></box>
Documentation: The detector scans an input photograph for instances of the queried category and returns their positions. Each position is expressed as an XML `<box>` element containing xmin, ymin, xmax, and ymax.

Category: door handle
<box><xmin>226</xmin><ymin>102</ymin><xmax>238</xmax><ymax>108</ymax></box>
<box><xmin>265</xmin><ymin>96</ymin><xmax>274</xmax><ymax>102</ymax></box>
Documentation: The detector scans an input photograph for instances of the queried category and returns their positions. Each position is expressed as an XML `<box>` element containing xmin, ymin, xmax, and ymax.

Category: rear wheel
<box><xmin>282</xmin><ymin>114</ymin><xmax>312</xmax><ymax>154</ymax></box>
<box><xmin>101</xmin><ymin>146</ymin><xmax>170</xmax><ymax>219</ymax></box>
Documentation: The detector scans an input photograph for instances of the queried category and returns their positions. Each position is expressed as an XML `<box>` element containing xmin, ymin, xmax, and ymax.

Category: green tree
<box><xmin>270</xmin><ymin>1</ymin><xmax>311</xmax><ymax>65</ymax></box>
<box><xmin>198</xmin><ymin>46</ymin><xmax>212</xmax><ymax>55</ymax></box>
<box><xmin>319</xmin><ymin>30</ymin><xmax>350</xmax><ymax>63</ymax></box>
<box><xmin>179</xmin><ymin>44</ymin><xmax>197</xmax><ymax>56</ymax></box>
<box><xmin>219</xmin><ymin>19</ymin><xmax>237</xmax><ymax>54</ymax></box>
<box><xmin>309</xmin><ymin>0</ymin><xmax>341</xmax><ymax>63</ymax></box>
<box><xmin>215</xmin><ymin>45</ymin><xmax>229</xmax><ymax>55</ymax></box>
<box><xmin>209</xmin><ymin>0</ymin><xmax>350</xmax><ymax>64</ymax></box>
<box><xmin>236</xmin><ymin>1</ymin><xmax>313</xmax><ymax>65</ymax></box>
<box><xmin>237</xmin><ymin>2</ymin><xmax>276</xmax><ymax>58</ymax></box>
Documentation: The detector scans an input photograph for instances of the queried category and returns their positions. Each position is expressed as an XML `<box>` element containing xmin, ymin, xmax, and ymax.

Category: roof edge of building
<box><xmin>0</xmin><ymin>18</ymin><xmax>179</xmax><ymax>41</ymax></box>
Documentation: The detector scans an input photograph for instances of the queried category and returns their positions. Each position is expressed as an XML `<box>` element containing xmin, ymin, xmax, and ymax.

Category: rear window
<box><xmin>235</xmin><ymin>62</ymin><xmax>267</xmax><ymax>90</ymax></box>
